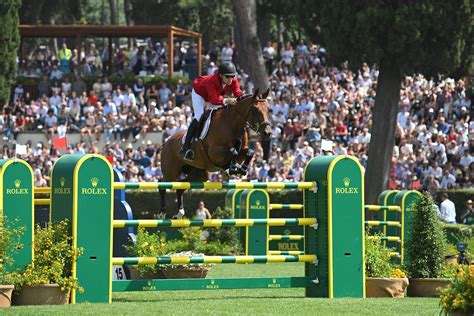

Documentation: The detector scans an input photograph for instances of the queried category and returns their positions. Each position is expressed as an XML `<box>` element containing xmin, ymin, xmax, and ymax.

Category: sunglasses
<box><xmin>225</xmin><ymin>75</ymin><xmax>235</xmax><ymax>79</ymax></box>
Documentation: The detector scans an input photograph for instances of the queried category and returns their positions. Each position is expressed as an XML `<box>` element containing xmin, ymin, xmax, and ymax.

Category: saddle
<box><xmin>197</xmin><ymin>106</ymin><xmax>223</xmax><ymax>140</ymax></box>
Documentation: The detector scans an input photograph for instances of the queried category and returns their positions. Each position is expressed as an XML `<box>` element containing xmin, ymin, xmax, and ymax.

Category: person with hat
<box><xmin>180</xmin><ymin>61</ymin><xmax>243</xmax><ymax>160</ymax></box>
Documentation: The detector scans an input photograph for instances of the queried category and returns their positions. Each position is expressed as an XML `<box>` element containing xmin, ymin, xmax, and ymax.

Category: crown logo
<box><xmin>59</xmin><ymin>177</ymin><xmax>65</xmax><ymax>187</ymax></box>
<box><xmin>211</xmin><ymin>280</ymin><xmax>215</xmax><ymax>285</ymax></box>
<box><xmin>14</xmin><ymin>179</ymin><xmax>21</xmax><ymax>188</ymax></box>
<box><xmin>256</xmin><ymin>200</ymin><xmax>261</xmax><ymax>206</ymax></box>
<box><xmin>272</xmin><ymin>278</ymin><xmax>277</xmax><ymax>283</ymax></box>
<box><xmin>284</xmin><ymin>229</ymin><xmax>291</xmax><ymax>235</ymax></box>
<box><xmin>343</xmin><ymin>177</ymin><xmax>350</xmax><ymax>187</ymax></box>
<box><xmin>91</xmin><ymin>178</ymin><xmax>99</xmax><ymax>188</ymax></box>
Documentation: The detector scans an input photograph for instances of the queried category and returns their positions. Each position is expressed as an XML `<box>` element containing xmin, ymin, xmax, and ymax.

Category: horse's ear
<box><xmin>261</xmin><ymin>88</ymin><xmax>270</xmax><ymax>99</ymax></box>
<box><xmin>252</xmin><ymin>88</ymin><xmax>259</xmax><ymax>99</ymax></box>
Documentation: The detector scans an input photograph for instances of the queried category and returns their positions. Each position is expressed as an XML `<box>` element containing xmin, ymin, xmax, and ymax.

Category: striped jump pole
<box><xmin>270</xmin><ymin>204</ymin><xmax>304</xmax><ymax>210</ymax></box>
<box><xmin>268</xmin><ymin>251</ymin><xmax>305</xmax><ymax>255</ymax></box>
<box><xmin>113</xmin><ymin>218</ymin><xmax>316</xmax><ymax>228</ymax></box>
<box><xmin>34</xmin><ymin>198</ymin><xmax>51</xmax><ymax>205</ymax></box>
<box><xmin>34</xmin><ymin>187</ymin><xmax>50</xmax><ymax>194</ymax></box>
<box><xmin>112</xmin><ymin>254</ymin><xmax>317</xmax><ymax>265</ymax></box>
<box><xmin>365</xmin><ymin>221</ymin><xmax>402</xmax><ymax>227</ymax></box>
<box><xmin>50</xmin><ymin>153</ymin><xmax>365</xmax><ymax>303</ymax></box>
<box><xmin>364</xmin><ymin>205</ymin><xmax>401</xmax><ymax>212</ymax></box>
<box><xmin>114</xmin><ymin>182</ymin><xmax>316</xmax><ymax>190</ymax></box>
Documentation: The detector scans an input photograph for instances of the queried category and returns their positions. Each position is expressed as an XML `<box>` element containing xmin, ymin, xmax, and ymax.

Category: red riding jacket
<box><xmin>193</xmin><ymin>72</ymin><xmax>243</xmax><ymax>105</ymax></box>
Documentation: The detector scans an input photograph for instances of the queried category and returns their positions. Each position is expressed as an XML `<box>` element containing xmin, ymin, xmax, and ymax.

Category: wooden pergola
<box><xmin>19</xmin><ymin>25</ymin><xmax>202</xmax><ymax>79</ymax></box>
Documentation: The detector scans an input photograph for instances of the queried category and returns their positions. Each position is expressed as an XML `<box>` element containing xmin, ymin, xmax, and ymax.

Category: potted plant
<box><xmin>162</xmin><ymin>228</ymin><xmax>214</xmax><ymax>279</ymax></box>
<box><xmin>161</xmin><ymin>251</ymin><xmax>212</xmax><ymax>279</ymax></box>
<box><xmin>406</xmin><ymin>193</ymin><xmax>450</xmax><ymax>297</ymax></box>
<box><xmin>125</xmin><ymin>227</ymin><xmax>167</xmax><ymax>279</ymax></box>
<box><xmin>0</xmin><ymin>219</ymin><xmax>25</xmax><ymax>308</ymax></box>
<box><xmin>439</xmin><ymin>265</ymin><xmax>474</xmax><ymax>316</ymax></box>
<box><xmin>12</xmin><ymin>221</ymin><xmax>83</xmax><ymax>305</ymax></box>
<box><xmin>365</xmin><ymin>231</ymin><xmax>409</xmax><ymax>297</ymax></box>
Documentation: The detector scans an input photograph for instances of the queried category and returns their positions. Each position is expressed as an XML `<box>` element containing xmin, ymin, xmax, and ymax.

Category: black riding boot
<box><xmin>180</xmin><ymin>119</ymin><xmax>198</xmax><ymax>161</ymax></box>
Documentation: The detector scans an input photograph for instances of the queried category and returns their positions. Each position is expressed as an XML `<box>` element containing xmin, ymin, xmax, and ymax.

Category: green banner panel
<box><xmin>113</xmin><ymin>277</ymin><xmax>311</xmax><ymax>292</ymax></box>
<box><xmin>0</xmin><ymin>159</ymin><xmax>34</xmax><ymax>272</ymax></box>
<box><xmin>304</xmin><ymin>155</ymin><xmax>364</xmax><ymax>298</ymax></box>
<box><xmin>241</xmin><ymin>190</ymin><xmax>269</xmax><ymax>256</ymax></box>
<box><xmin>51</xmin><ymin>154</ymin><xmax>113</xmax><ymax>304</ymax></box>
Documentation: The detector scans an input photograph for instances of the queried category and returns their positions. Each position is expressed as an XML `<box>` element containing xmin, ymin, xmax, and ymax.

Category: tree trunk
<box><xmin>124</xmin><ymin>0</ymin><xmax>134</xmax><ymax>48</ymax></box>
<box><xmin>109</xmin><ymin>0</ymin><xmax>117</xmax><ymax>25</ymax></box>
<box><xmin>232</xmin><ymin>0</ymin><xmax>269</xmax><ymax>92</ymax></box>
<box><xmin>365</xmin><ymin>59</ymin><xmax>401</xmax><ymax>205</ymax></box>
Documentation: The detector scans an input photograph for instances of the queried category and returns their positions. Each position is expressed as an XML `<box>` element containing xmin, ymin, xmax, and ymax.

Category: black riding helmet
<box><xmin>218</xmin><ymin>61</ymin><xmax>237</xmax><ymax>76</ymax></box>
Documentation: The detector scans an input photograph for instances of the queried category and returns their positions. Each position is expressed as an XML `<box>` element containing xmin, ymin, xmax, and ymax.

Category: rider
<box><xmin>180</xmin><ymin>61</ymin><xmax>243</xmax><ymax>161</ymax></box>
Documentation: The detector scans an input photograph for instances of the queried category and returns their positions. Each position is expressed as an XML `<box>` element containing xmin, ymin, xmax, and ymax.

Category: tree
<box><xmin>0</xmin><ymin>0</ymin><xmax>21</xmax><ymax>107</ymax></box>
<box><xmin>315</xmin><ymin>0</ymin><xmax>472</xmax><ymax>203</ymax></box>
<box><xmin>233</xmin><ymin>0</ymin><xmax>269</xmax><ymax>91</ymax></box>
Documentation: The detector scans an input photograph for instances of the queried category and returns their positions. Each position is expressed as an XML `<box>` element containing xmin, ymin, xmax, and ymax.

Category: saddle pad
<box><xmin>181</xmin><ymin>109</ymin><xmax>216</xmax><ymax>144</ymax></box>
<box><xmin>199</xmin><ymin>109</ymin><xmax>216</xmax><ymax>140</ymax></box>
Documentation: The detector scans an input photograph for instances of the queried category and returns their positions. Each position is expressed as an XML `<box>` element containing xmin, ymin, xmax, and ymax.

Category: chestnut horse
<box><xmin>159</xmin><ymin>88</ymin><xmax>271</xmax><ymax>218</ymax></box>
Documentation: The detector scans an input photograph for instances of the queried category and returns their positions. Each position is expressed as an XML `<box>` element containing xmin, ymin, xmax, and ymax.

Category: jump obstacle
<box><xmin>227</xmin><ymin>188</ymin><xmax>420</xmax><ymax>262</ymax></box>
<box><xmin>2</xmin><ymin>154</ymin><xmax>368</xmax><ymax>303</ymax></box>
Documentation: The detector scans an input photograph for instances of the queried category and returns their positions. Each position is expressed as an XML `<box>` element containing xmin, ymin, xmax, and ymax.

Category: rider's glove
<box><xmin>224</xmin><ymin>98</ymin><xmax>237</xmax><ymax>106</ymax></box>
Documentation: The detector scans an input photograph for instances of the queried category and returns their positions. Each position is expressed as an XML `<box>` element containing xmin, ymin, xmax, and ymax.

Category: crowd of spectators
<box><xmin>3</xmin><ymin>39</ymin><xmax>473</xmax><ymax>197</ymax></box>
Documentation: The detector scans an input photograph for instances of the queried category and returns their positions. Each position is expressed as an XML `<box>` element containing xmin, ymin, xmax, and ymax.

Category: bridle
<box><xmin>232</xmin><ymin>97</ymin><xmax>270</xmax><ymax>136</ymax></box>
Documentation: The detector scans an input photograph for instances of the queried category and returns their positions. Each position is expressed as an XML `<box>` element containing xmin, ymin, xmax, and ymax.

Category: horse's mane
<box><xmin>236</xmin><ymin>93</ymin><xmax>254</xmax><ymax>103</ymax></box>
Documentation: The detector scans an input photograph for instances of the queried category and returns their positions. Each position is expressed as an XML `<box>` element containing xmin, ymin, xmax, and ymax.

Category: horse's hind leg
<box><xmin>174</xmin><ymin>189</ymin><xmax>186</xmax><ymax>219</ymax></box>
<box><xmin>172</xmin><ymin>168</ymin><xmax>209</xmax><ymax>219</ymax></box>
<box><xmin>158</xmin><ymin>188</ymin><xmax>167</xmax><ymax>218</ymax></box>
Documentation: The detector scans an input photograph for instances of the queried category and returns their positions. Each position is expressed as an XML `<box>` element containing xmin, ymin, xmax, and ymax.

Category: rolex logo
<box><xmin>272</xmin><ymin>279</ymin><xmax>277</xmax><ymax>283</ymax></box>
<box><xmin>256</xmin><ymin>200</ymin><xmax>261</xmax><ymax>206</ymax></box>
<box><xmin>91</xmin><ymin>178</ymin><xmax>99</xmax><ymax>188</ymax></box>
<box><xmin>60</xmin><ymin>177</ymin><xmax>65</xmax><ymax>187</ymax></box>
<box><xmin>6</xmin><ymin>179</ymin><xmax>28</xmax><ymax>194</ymax></box>
<box><xmin>211</xmin><ymin>280</ymin><xmax>215</xmax><ymax>285</ymax></box>
<box><xmin>343</xmin><ymin>177</ymin><xmax>350</xmax><ymax>187</ymax></box>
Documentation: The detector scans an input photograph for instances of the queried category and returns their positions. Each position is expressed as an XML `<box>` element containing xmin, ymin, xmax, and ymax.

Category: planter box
<box><xmin>129</xmin><ymin>266</ymin><xmax>166</xmax><ymax>280</ymax></box>
<box><xmin>0</xmin><ymin>285</ymin><xmax>14</xmax><ymax>308</ymax></box>
<box><xmin>12</xmin><ymin>284</ymin><xmax>70</xmax><ymax>305</ymax></box>
<box><xmin>366</xmin><ymin>277</ymin><xmax>409</xmax><ymax>298</ymax></box>
<box><xmin>162</xmin><ymin>267</ymin><xmax>211</xmax><ymax>279</ymax></box>
<box><xmin>407</xmin><ymin>278</ymin><xmax>451</xmax><ymax>297</ymax></box>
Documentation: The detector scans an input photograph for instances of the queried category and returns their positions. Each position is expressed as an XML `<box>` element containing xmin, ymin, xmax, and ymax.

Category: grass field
<box><xmin>4</xmin><ymin>263</ymin><xmax>440</xmax><ymax>315</ymax></box>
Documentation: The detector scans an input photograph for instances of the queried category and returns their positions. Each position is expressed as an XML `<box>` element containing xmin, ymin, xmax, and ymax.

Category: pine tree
<box><xmin>0</xmin><ymin>0</ymin><xmax>21</xmax><ymax>107</ymax></box>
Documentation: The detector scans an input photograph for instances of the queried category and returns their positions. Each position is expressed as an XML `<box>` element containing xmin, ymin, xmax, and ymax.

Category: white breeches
<box><xmin>192</xmin><ymin>89</ymin><xmax>205</xmax><ymax>120</ymax></box>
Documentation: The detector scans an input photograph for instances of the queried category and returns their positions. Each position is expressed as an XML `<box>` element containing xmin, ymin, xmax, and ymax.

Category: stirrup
<box><xmin>184</xmin><ymin>149</ymin><xmax>195</xmax><ymax>161</ymax></box>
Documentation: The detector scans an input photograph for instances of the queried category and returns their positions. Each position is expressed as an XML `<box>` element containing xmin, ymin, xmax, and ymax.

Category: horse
<box><xmin>159</xmin><ymin>88</ymin><xmax>272</xmax><ymax>218</ymax></box>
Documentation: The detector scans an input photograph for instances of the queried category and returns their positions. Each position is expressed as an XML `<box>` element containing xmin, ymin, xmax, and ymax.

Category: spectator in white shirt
<box><xmin>439</xmin><ymin>193</ymin><xmax>457</xmax><ymax>224</ymax></box>
<box><xmin>440</xmin><ymin>169</ymin><xmax>457</xmax><ymax>189</ymax></box>
<box><xmin>459</xmin><ymin>150</ymin><xmax>473</xmax><ymax>168</ymax></box>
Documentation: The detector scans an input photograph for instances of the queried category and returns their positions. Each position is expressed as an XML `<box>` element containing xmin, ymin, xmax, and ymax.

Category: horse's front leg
<box><xmin>174</xmin><ymin>189</ymin><xmax>185</xmax><ymax>219</ymax></box>
<box><xmin>228</xmin><ymin>147</ymin><xmax>241</xmax><ymax>175</ymax></box>
<box><xmin>239</xmin><ymin>148</ymin><xmax>254</xmax><ymax>175</ymax></box>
